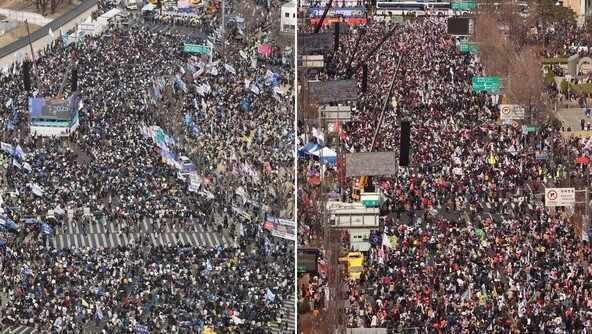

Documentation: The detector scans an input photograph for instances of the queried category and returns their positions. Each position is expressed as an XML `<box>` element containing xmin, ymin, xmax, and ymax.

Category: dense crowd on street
<box><xmin>0</xmin><ymin>0</ymin><xmax>294</xmax><ymax>332</ymax></box>
<box><xmin>298</xmin><ymin>14</ymin><xmax>592</xmax><ymax>333</ymax></box>
<box><xmin>1</xmin><ymin>239</ymin><xmax>293</xmax><ymax>333</ymax></box>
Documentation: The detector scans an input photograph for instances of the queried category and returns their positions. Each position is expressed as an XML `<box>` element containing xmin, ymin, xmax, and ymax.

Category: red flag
<box><xmin>331</xmin><ymin>120</ymin><xmax>340</xmax><ymax>133</ymax></box>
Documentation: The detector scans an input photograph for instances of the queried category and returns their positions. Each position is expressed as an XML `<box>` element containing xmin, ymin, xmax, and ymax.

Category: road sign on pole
<box><xmin>459</xmin><ymin>40</ymin><xmax>477</xmax><ymax>52</ymax></box>
<box><xmin>452</xmin><ymin>0</ymin><xmax>477</xmax><ymax>10</ymax></box>
<box><xmin>183</xmin><ymin>44</ymin><xmax>212</xmax><ymax>56</ymax></box>
<box><xmin>471</xmin><ymin>76</ymin><xmax>500</xmax><ymax>92</ymax></box>
<box><xmin>499</xmin><ymin>104</ymin><xmax>525</xmax><ymax>120</ymax></box>
<box><xmin>545</xmin><ymin>188</ymin><xmax>575</xmax><ymax>206</ymax></box>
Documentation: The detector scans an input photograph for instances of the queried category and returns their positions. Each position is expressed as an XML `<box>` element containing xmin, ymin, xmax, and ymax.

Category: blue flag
<box><xmin>22</xmin><ymin>264</ymin><xmax>32</xmax><ymax>276</ymax></box>
<box><xmin>96</xmin><ymin>304</ymin><xmax>104</xmax><ymax>320</ymax></box>
<box><xmin>184</xmin><ymin>114</ymin><xmax>192</xmax><ymax>124</ymax></box>
<box><xmin>240</xmin><ymin>98</ymin><xmax>250</xmax><ymax>112</ymax></box>
<box><xmin>62</xmin><ymin>33</ymin><xmax>71</xmax><ymax>46</ymax></box>
<box><xmin>41</xmin><ymin>222</ymin><xmax>53</xmax><ymax>234</ymax></box>
<box><xmin>190</xmin><ymin>125</ymin><xmax>201</xmax><ymax>136</ymax></box>
<box><xmin>263</xmin><ymin>236</ymin><xmax>270</xmax><ymax>256</ymax></box>
<box><xmin>135</xmin><ymin>324</ymin><xmax>150</xmax><ymax>334</ymax></box>
<box><xmin>203</xmin><ymin>259</ymin><xmax>212</xmax><ymax>277</ymax></box>
<box><xmin>174</xmin><ymin>75</ymin><xmax>188</xmax><ymax>93</ymax></box>
<box><xmin>5</xmin><ymin>219</ymin><xmax>18</xmax><ymax>232</ymax></box>
<box><xmin>265</xmin><ymin>287</ymin><xmax>276</xmax><ymax>302</ymax></box>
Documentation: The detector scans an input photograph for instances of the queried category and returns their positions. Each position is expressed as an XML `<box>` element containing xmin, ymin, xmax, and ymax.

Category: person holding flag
<box><xmin>40</xmin><ymin>222</ymin><xmax>53</xmax><ymax>234</ymax></box>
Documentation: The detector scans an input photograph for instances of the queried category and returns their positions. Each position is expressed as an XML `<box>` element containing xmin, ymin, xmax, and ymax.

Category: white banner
<box><xmin>271</xmin><ymin>229</ymin><xmax>296</xmax><ymax>241</ymax></box>
<box><xmin>188</xmin><ymin>182</ymin><xmax>200</xmax><ymax>193</ymax></box>
<box><xmin>277</xmin><ymin>218</ymin><xmax>296</xmax><ymax>227</ymax></box>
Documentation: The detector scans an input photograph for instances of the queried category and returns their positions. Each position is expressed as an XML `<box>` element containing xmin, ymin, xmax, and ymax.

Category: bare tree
<box><xmin>234</xmin><ymin>0</ymin><xmax>267</xmax><ymax>44</ymax></box>
<box><xmin>30</xmin><ymin>0</ymin><xmax>51</xmax><ymax>16</ymax></box>
<box><xmin>474</xmin><ymin>2</ymin><xmax>548</xmax><ymax>114</ymax></box>
<box><xmin>50</xmin><ymin>0</ymin><xmax>66</xmax><ymax>14</ymax></box>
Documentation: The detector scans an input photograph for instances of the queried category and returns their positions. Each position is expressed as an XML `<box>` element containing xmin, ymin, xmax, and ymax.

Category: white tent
<box><xmin>311</xmin><ymin>147</ymin><xmax>337</xmax><ymax>164</ymax></box>
<box><xmin>141</xmin><ymin>3</ymin><xmax>156</xmax><ymax>12</ymax></box>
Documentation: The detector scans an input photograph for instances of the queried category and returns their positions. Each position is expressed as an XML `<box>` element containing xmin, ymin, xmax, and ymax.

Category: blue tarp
<box><xmin>298</xmin><ymin>142</ymin><xmax>321</xmax><ymax>155</ymax></box>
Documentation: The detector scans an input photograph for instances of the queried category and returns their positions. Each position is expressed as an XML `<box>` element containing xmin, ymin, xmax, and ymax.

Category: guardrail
<box><xmin>0</xmin><ymin>8</ymin><xmax>52</xmax><ymax>26</ymax></box>
<box><xmin>0</xmin><ymin>0</ymin><xmax>99</xmax><ymax>68</ymax></box>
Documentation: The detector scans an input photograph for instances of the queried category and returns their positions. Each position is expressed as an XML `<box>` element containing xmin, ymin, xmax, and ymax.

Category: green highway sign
<box><xmin>451</xmin><ymin>1</ymin><xmax>477</xmax><ymax>10</ymax></box>
<box><xmin>471</xmin><ymin>76</ymin><xmax>500</xmax><ymax>92</ymax></box>
<box><xmin>362</xmin><ymin>199</ymin><xmax>380</xmax><ymax>207</ymax></box>
<box><xmin>522</xmin><ymin>125</ymin><xmax>536</xmax><ymax>133</ymax></box>
<box><xmin>183</xmin><ymin>44</ymin><xmax>211</xmax><ymax>55</ymax></box>
<box><xmin>460</xmin><ymin>41</ymin><xmax>477</xmax><ymax>52</ymax></box>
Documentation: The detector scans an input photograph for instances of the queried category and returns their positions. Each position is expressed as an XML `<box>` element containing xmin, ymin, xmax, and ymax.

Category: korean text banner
<box><xmin>308</xmin><ymin>7</ymin><xmax>366</xmax><ymax>18</ymax></box>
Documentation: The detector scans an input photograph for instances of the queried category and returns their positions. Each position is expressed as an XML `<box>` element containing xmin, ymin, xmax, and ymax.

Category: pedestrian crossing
<box><xmin>430</xmin><ymin>200</ymin><xmax>535</xmax><ymax>211</ymax></box>
<box><xmin>1</xmin><ymin>326</ymin><xmax>37</xmax><ymax>334</ymax></box>
<box><xmin>271</xmin><ymin>296</ymin><xmax>296</xmax><ymax>334</ymax></box>
<box><xmin>44</xmin><ymin>219</ymin><xmax>232</xmax><ymax>249</ymax></box>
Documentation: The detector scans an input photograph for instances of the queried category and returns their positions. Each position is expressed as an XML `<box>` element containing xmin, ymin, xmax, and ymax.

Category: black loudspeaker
<box><xmin>399</xmin><ymin>120</ymin><xmax>411</xmax><ymax>167</ymax></box>
<box><xmin>23</xmin><ymin>61</ymin><xmax>31</xmax><ymax>91</ymax></box>
<box><xmin>364</xmin><ymin>176</ymin><xmax>375</xmax><ymax>192</ymax></box>
<box><xmin>362</xmin><ymin>64</ymin><xmax>368</xmax><ymax>93</ymax></box>
<box><xmin>334</xmin><ymin>21</ymin><xmax>340</xmax><ymax>52</ymax></box>
<box><xmin>71</xmin><ymin>68</ymin><xmax>78</xmax><ymax>92</ymax></box>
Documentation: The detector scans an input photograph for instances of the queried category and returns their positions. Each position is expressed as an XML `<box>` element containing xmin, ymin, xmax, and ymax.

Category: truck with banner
<box><xmin>264</xmin><ymin>215</ymin><xmax>295</xmax><ymax>240</ymax></box>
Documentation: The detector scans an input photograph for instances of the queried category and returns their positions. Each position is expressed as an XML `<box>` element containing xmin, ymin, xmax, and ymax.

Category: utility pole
<box><xmin>313</xmin><ymin>0</ymin><xmax>333</xmax><ymax>34</ymax></box>
<box><xmin>221</xmin><ymin>0</ymin><xmax>226</xmax><ymax>58</ymax></box>
<box><xmin>370</xmin><ymin>54</ymin><xmax>402</xmax><ymax>150</ymax></box>
<box><xmin>25</xmin><ymin>20</ymin><xmax>42</xmax><ymax>95</ymax></box>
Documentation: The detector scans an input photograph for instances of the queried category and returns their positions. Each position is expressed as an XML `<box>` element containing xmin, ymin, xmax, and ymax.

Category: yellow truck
<box><xmin>339</xmin><ymin>252</ymin><xmax>364</xmax><ymax>280</ymax></box>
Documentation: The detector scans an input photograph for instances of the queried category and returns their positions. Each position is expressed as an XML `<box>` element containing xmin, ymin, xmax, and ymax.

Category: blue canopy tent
<box><xmin>298</xmin><ymin>142</ymin><xmax>337</xmax><ymax>165</ymax></box>
<box><xmin>298</xmin><ymin>142</ymin><xmax>321</xmax><ymax>156</ymax></box>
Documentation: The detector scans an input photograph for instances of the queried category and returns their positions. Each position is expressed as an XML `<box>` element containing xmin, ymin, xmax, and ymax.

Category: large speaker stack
<box><xmin>71</xmin><ymin>68</ymin><xmax>78</xmax><ymax>92</ymax></box>
<box><xmin>399</xmin><ymin>119</ymin><xmax>411</xmax><ymax>167</ymax></box>
<box><xmin>23</xmin><ymin>61</ymin><xmax>31</xmax><ymax>91</ymax></box>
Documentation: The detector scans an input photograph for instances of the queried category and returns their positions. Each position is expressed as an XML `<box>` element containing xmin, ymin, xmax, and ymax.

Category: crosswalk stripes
<box><xmin>270</xmin><ymin>296</ymin><xmax>295</xmax><ymax>334</ymax></box>
<box><xmin>1</xmin><ymin>326</ymin><xmax>38</xmax><ymax>334</ymax></box>
<box><xmin>45</xmin><ymin>220</ymin><xmax>231</xmax><ymax>249</ymax></box>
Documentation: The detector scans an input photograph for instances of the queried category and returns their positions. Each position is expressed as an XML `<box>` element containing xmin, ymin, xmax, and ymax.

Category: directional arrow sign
<box><xmin>183</xmin><ymin>44</ymin><xmax>212</xmax><ymax>56</ymax></box>
<box><xmin>452</xmin><ymin>1</ymin><xmax>477</xmax><ymax>10</ymax></box>
<box><xmin>471</xmin><ymin>76</ymin><xmax>500</xmax><ymax>92</ymax></box>
<box><xmin>460</xmin><ymin>44</ymin><xmax>476</xmax><ymax>52</ymax></box>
